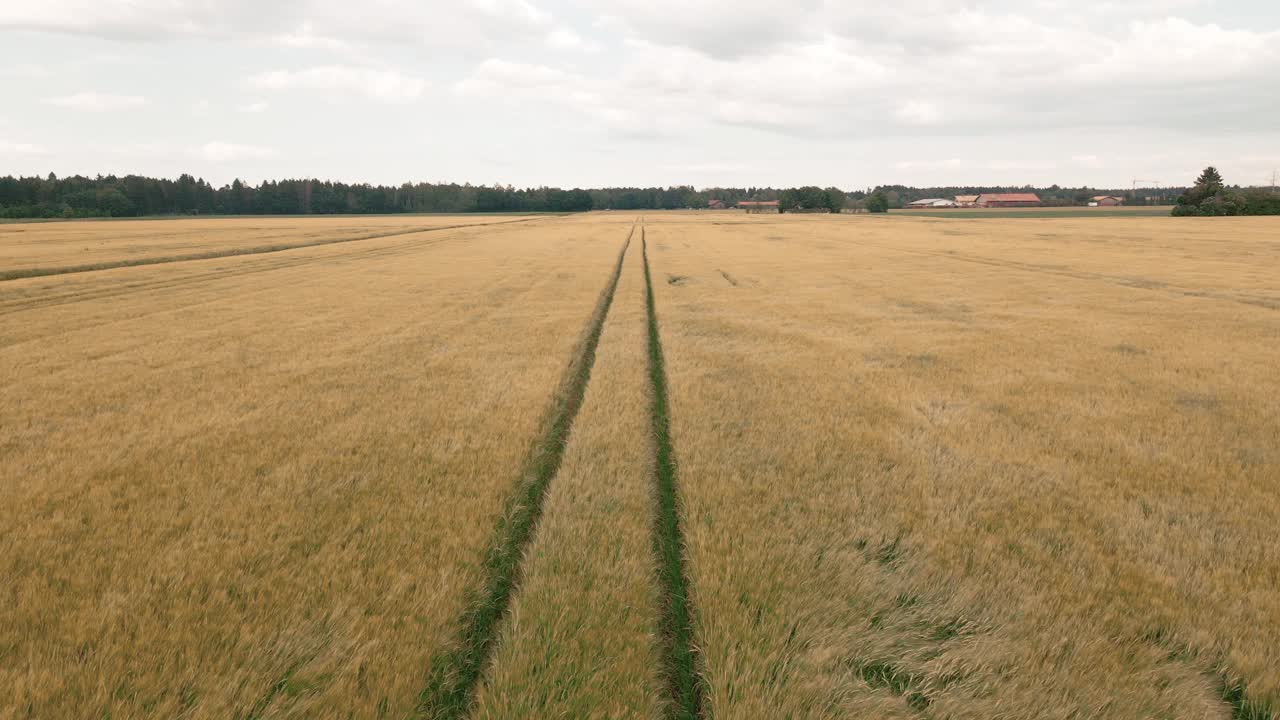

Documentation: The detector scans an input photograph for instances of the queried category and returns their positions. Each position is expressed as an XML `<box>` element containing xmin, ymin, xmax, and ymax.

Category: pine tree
<box><xmin>1195</xmin><ymin>166</ymin><xmax>1224</xmax><ymax>192</ymax></box>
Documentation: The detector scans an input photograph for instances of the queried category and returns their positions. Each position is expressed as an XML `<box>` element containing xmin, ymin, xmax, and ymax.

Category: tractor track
<box><xmin>641</xmin><ymin>221</ymin><xmax>706</xmax><ymax>720</ymax></box>
<box><xmin>413</xmin><ymin>223</ymin><xmax>635</xmax><ymax>719</ymax></box>
<box><xmin>0</xmin><ymin>217</ymin><xmax>543</xmax><ymax>282</ymax></box>
<box><xmin>0</xmin><ymin>218</ymin><xmax>542</xmax><ymax>318</ymax></box>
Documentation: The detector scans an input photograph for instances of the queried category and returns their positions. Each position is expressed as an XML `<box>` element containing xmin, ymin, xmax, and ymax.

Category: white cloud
<box><xmin>455</xmin><ymin>58</ymin><xmax>573</xmax><ymax>95</ymax></box>
<box><xmin>0</xmin><ymin>62</ymin><xmax>52</xmax><ymax>78</ymax></box>
<box><xmin>1073</xmin><ymin>18</ymin><xmax>1279</xmax><ymax>84</ymax></box>
<box><xmin>468</xmin><ymin>0</ymin><xmax>549</xmax><ymax>26</ymax></box>
<box><xmin>546</xmin><ymin>26</ymin><xmax>597</xmax><ymax>52</ymax></box>
<box><xmin>895</xmin><ymin>101</ymin><xmax>943</xmax><ymax>126</ymax></box>
<box><xmin>194</xmin><ymin>142</ymin><xmax>276</xmax><ymax>163</ymax></box>
<box><xmin>894</xmin><ymin>158</ymin><xmax>963</xmax><ymax>171</ymax></box>
<box><xmin>0</xmin><ymin>140</ymin><xmax>48</xmax><ymax>155</ymax></box>
<box><xmin>455</xmin><ymin>58</ymin><xmax>689</xmax><ymax>137</ymax></box>
<box><xmin>43</xmin><ymin>92</ymin><xmax>147</xmax><ymax>112</ymax></box>
<box><xmin>0</xmin><ymin>1</ymin><xmax>303</xmax><ymax>39</ymax></box>
<box><xmin>272</xmin><ymin>22</ymin><xmax>350</xmax><ymax>51</ymax></box>
<box><xmin>585</xmin><ymin>1</ymin><xmax>1280</xmax><ymax>139</ymax></box>
<box><xmin>101</xmin><ymin>141</ymin><xmax>178</xmax><ymax>156</ymax></box>
<box><xmin>985</xmin><ymin>159</ymin><xmax>1055</xmax><ymax>172</ymax></box>
<box><xmin>0</xmin><ymin>0</ymin><xmax>556</xmax><ymax>56</ymax></box>
<box><xmin>662</xmin><ymin>161</ymin><xmax>750</xmax><ymax>174</ymax></box>
<box><xmin>238</xmin><ymin>101</ymin><xmax>269</xmax><ymax>113</ymax></box>
<box><xmin>249</xmin><ymin>65</ymin><xmax>426</xmax><ymax>102</ymax></box>
<box><xmin>600</xmin><ymin>0</ymin><xmax>822</xmax><ymax>58</ymax></box>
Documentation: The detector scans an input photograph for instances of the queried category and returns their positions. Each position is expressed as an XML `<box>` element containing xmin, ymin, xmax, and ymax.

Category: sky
<box><xmin>1</xmin><ymin>0</ymin><xmax>1278</xmax><ymax>190</ymax></box>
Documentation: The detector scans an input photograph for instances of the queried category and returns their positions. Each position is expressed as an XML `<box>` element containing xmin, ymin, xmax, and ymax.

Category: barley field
<box><xmin>0</xmin><ymin>215</ymin><xmax>529</xmax><ymax>280</ymax></box>
<box><xmin>2</xmin><ymin>212</ymin><xmax>1276</xmax><ymax>719</ymax></box>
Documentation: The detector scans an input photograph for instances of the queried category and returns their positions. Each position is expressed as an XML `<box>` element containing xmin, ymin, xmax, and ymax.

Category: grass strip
<box><xmin>413</xmin><ymin>225</ymin><xmax>635</xmax><ymax>719</ymax></box>
<box><xmin>1220</xmin><ymin>676</ymin><xmax>1274</xmax><ymax>720</ymax></box>
<box><xmin>0</xmin><ymin>217</ymin><xmax>540</xmax><ymax>281</ymax></box>
<box><xmin>641</xmin><ymin>224</ymin><xmax>705</xmax><ymax>720</ymax></box>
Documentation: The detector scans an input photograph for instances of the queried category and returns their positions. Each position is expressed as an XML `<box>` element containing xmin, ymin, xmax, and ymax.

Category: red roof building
<box><xmin>977</xmin><ymin>193</ymin><xmax>1042</xmax><ymax>208</ymax></box>
<box><xmin>737</xmin><ymin>200</ymin><xmax>780</xmax><ymax>213</ymax></box>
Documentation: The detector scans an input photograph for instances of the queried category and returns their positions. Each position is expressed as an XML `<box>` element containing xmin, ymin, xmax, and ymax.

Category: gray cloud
<box><xmin>2</xmin><ymin>0</ymin><xmax>1278</xmax><ymax>187</ymax></box>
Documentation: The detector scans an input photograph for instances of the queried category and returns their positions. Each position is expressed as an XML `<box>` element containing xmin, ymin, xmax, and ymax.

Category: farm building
<box><xmin>978</xmin><ymin>193</ymin><xmax>1042</xmax><ymax>208</ymax></box>
<box><xmin>707</xmin><ymin>199</ymin><xmax>726</xmax><ymax>209</ymax></box>
<box><xmin>738</xmin><ymin>200</ymin><xmax>779</xmax><ymax>213</ymax></box>
<box><xmin>907</xmin><ymin>198</ymin><xmax>958</xmax><ymax>209</ymax></box>
<box><xmin>955</xmin><ymin>195</ymin><xmax>980</xmax><ymax>207</ymax></box>
<box><xmin>1090</xmin><ymin>195</ymin><xmax>1124</xmax><ymax>207</ymax></box>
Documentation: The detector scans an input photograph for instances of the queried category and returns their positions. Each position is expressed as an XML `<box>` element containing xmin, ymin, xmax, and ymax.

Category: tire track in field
<box><xmin>0</xmin><ymin>218</ymin><xmax>541</xmax><ymax>318</ymax></box>
<box><xmin>849</xmin><ymin>239</ymin><xmax>1279</xmax><ymax>311</ymax></box>
<box><xmin>641</xmin><ymin>222</ymin><xmax>706</xmax><ymax>720</ymax></box>
<box><xmin>413</xmin><ymin>223</ymin><xmax>635</xmax><ymax>720</ymax></box>
<box><xmin>0</xmin><ymin>217</ymin><xmax>543</xmax><ymax>282</ymax></box>
<box><xmin>0</xmin><ymin>233</ymin><xmax>447</xmax><ymax>315</ymax></box>
<box><xmin>0</xmin><ymin>217</ymin><xmax>537</xmax><ymax>311</ymax></box>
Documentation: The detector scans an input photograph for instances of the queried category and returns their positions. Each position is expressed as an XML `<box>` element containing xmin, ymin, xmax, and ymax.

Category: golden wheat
<box><xmin>3</xmin><ymin>211</ymin><xmax>1277</xmax><ymax>719</ymax></box>
<box><xmin>645</xmin><ymin>212</ymin><xmax>1279</xmax><ymax>719</ymax></box>
<box><xmin>0</xmin><ymin>217</ymin><xmax>621</xmax><ymax>718</ymax></box>
<box><xmin>0</xmin><ymin>215</ymin><xmax>520</xmax><ymax>277</ymax></box>
<box><xmin>470</xmin><ymin>235</ymin><xmax>665</xmax><ymax>719</ymax></box>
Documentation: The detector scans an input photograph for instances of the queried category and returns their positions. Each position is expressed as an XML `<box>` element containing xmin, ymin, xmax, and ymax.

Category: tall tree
<box><xmin>1195</xmin><ymin>166</ymin><xmax>1224</xmax><ymax>192</ymax></box>
<box><xmin>824</xmin><ymin>187</ymin><xmax>845</xmax><ymax>213</ymax></box>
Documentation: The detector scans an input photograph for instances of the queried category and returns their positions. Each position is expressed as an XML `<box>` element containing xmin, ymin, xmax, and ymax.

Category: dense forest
<box><xmin>0</xmin><ymin>174</ymin><xmax>600</xmax><ymax>218</ymax></box>
<box><xmin>0</xmin><ymin>174</ymin><xmax>799</xmax><ymax>218</ymax></box>
<box><xmin>4</xmin><ymin>171</ymin><xmax>1271</xmax><ymax>219</ymax></box>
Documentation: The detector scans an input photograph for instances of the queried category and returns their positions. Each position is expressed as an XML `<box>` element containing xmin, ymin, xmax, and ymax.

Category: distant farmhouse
<box><xmin>707</xmin><ymin>199</ymin><xmax>726</xmax><ymax>209</ymax></box>
<box><xmin>904</xmin><ymin>193</ymin><xmax>1044</xmax><ymax>210</ymax></box>
<box><xmin>977</xmin><ymin>193</ymin><xmax>1043</xmax><ymax>208</ymax></box>
<box><xmin>738</xmin><ymin>200</ymin><xmax>780</xmax><ymax>213</ymax></box>
<box><xmin>906</xmin><ymin>198</ymin><xmax>959</xmax><ymax>209</ymax></box>
<box><xmin>1089</xmin><ymin>195</ymin><xmax>1124</xmax><ymax>207</ymax></box>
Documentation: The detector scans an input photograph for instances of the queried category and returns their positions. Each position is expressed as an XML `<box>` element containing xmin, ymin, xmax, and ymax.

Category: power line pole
<box><xmin>1133</xmin><ymin>179</ymin><xmax>1160</xmax><ymax>203</ymax></box>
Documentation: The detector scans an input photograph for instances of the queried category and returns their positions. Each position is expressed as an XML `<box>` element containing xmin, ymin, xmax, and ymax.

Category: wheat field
<box><xmin>0</xmin><ymin>215</ymin><xmax>528</xmax><ymax>280</ymax></box>
<box><xmin>2</xmin><ymin>212</ymin><xmax>1276</xmax><ymax>719</ymax></box>
<box><xmin>1</xmin><ymin>216</ymin><xmax>624</xmax><ymax>717</ymax></box>
<box><xmin>646</xmin><ymin>213</ymin><xmax>1279</xmax><ymax>719</ymax></box>
<box><xmin>470</xmin><ymin>233</ymin><xmax>666</xmax><ymax>720</ymax></box>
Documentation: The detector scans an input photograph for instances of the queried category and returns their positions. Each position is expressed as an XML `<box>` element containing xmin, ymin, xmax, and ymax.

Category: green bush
<box><xmin>1173</xmin><ymin>167</ymin><xmax>1279</xmax><ymax>216</ymax></box>
<box><xmin>866</xmin><ymin>190</ymin><xmax>890</xmax><ymax>213</ymax></box>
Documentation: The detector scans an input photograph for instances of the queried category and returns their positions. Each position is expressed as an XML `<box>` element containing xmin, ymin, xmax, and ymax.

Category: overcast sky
<box><xmin>1</xmin><ymin>0</ymin><xmax>1278</xmax><ymax>189</ymax></box>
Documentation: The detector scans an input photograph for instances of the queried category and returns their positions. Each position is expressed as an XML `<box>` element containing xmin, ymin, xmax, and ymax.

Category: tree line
<box><xmin>0</xmin><ymin>173</ymin><xmax>1142</xmax><ymax>219</ymax></box>
<box><xmin>1</xmin><ymin>170</ymin><xmax>1273</xmax><ymax>219</ymax></box>
<box><xmin>0</xmin><ymin>174</ymin><xmax>603</xmax><ymax>219</ymax></box>
<box><xmin>1171</xmin><ymin>167</ymin><xmax>1280</xmax><ymax>216</ymax></box>
<box><xmin>0</xmin><ymin>174</ymin><xmax>806</xmax><ymax>218</ymax></box>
